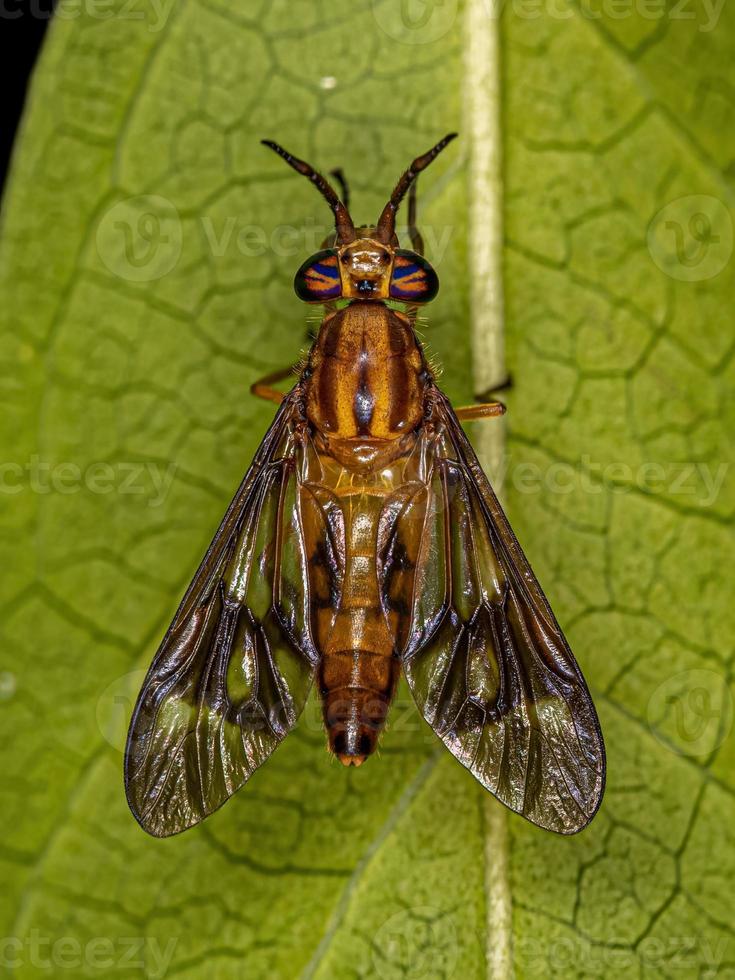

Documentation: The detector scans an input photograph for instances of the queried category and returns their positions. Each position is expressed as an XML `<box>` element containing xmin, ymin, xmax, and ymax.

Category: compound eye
<box><xmin>294</xmin><ymin>249</ymin><xmax>343</xmax><ymax>303</ymax></box>
<box><xmin>389</xmin><ymin>250</ymin><xmax>439</xmax><ymax>303</ymax></box>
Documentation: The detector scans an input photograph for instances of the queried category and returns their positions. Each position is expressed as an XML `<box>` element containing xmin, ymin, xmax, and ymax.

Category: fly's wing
<box><xmin>379</xmin><ymin>391</ymin><xmax>605</xmax><ymax>834</ymax></box>
<box><xmin>125</xmin><ymin>391</ymin><xmax>319</xmax><ymax>837</ymax></box>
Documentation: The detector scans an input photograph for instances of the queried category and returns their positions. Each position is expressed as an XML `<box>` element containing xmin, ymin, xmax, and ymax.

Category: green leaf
<box><xmin>1</xmin><ymin>0</ymin><xmax>733</xmax><ymax>977</ymax></box>
<box><xmin>501</xmin><ymin>0</ymin><xmax>735</xmax><ymax>974</ymax></box>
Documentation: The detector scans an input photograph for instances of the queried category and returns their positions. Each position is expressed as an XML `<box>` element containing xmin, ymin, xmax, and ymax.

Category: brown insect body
<box><xmin>124</xmin><ymin>135</ymin><xmax>606</xmax><ymax>839</ymax></box>
<box><xmin>304</xmin><ymin>298</ymin><xmax>429</xmax><ymax>764</ymax></box>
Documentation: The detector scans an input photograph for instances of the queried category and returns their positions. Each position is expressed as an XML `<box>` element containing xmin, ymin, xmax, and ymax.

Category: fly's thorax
<box><xmin>304</xmin><ymin>302</ymin><xmax>429</xmax><ymax>471</ymax></box>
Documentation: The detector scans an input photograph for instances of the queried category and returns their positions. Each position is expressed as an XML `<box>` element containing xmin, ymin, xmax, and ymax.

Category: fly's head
<box><xmin>262</xmin><ymin>135</ymin><xmax>456</xmax><ymax>306</ymax></box>
<box><xmin>292</xmin><ymin>236</ymin><xmax>438</xmax><ymax>304</ymax></box>
<box><xmin>338</xmin><ymin>237</ymin><xmax>392</xmax><ymax>299</ymax></box>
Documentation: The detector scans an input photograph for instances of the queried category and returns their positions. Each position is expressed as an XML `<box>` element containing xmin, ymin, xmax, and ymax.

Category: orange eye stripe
<box><xmin>389</xmin><ymin>253</ymin><xmax>438</xmax><ymax>302</ymax></box>
<box><xmin>295</xmin><ymin>250</ymin><xmax>342</xmax><ymax>301</ymax></box>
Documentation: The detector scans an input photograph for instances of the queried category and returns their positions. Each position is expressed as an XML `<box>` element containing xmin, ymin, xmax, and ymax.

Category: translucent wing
<box><xmin>125</xmin><ymin>391</ymin><xmax>319</xmax><ymax>837</ymax></box>
<box><xmin>379</xmin><ymin>391</ymin><xmax>605</xmax><ymax>834</ymax></box>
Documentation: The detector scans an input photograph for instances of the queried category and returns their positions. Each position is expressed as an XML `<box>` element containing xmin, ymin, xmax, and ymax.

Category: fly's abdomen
<box><xmin>310</xmin><ymin>483</ymin><xmax>401</xmax><ymax>766</ymax></box>
<box><xmin>320</xmin><ymin>648</ymin><xmax>399</xmax><ymax>765</ymax></box>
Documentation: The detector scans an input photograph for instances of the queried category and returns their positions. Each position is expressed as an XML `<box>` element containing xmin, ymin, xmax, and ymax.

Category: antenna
<box><xmin>261</xmin><ymin>140</ymin><xmax>357</xmax><ymax>244</ymax></box>
<box><xmin>375</xmin><ymin>133</ymin><xmax>457</xmax><ymax>244</ymax></box>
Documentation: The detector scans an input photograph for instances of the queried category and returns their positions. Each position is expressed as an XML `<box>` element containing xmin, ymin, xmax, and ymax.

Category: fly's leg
<box><xmin>407</xmin><ymin>180</ymin><xmax>424</xmax><ymax>255</ymax></box>
<box><xmin>457</xmin><ymin>375</ymin><xmax>514</xmax><ymax>419</ymax></box>
<box><xmin>475</xmin><ymin>374</ymin><xmax>513</xmax><ymax>399</ymax></box>
<box><xmin>250</xmin><ymin>365</ymin><xmax>298</xmax><ymax>405</ymax></box>
<box><xmin>455</xmin><ymin>401</ymin><xmax>506</xmax><ymax>421</ymax></box>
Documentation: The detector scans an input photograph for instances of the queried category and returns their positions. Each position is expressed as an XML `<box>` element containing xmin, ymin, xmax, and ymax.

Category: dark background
<box><xmin>0</xmin><ymin>3</ymin><xmax>54</xmax><ymax>196</ymax></box>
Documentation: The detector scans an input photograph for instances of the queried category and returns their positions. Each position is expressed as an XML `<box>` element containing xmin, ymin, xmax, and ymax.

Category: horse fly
<box><xmin>125</xmin><ymin>134</ymin><xmax>605</xmax><ymax>837</ymax></box>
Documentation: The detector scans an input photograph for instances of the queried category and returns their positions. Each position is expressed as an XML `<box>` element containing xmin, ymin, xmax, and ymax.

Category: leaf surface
<box><xmin>0</xmin><ymin>0</ymin><xmax>733</xmax><ymax>976</ymax></box>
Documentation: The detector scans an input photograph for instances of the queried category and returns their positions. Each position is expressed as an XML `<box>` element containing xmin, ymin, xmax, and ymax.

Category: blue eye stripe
<box><xmin>391</xmin><ymin>263</ymin><xmax>420</xmax><ymax>280</ymax></box>
<box><xmin>311</xmin><ymin>262</ymin><xmax>340</xmax><ymax>278</ymax></box>
<box><xmin>294</xmin><ymin>248</ymin><xmax>343</xmax><ymax>301</ymax></box>
<box><xmin>389</xmin><ymin>250</ymin><xmax>439</xmax><ymax>303</ymax></box>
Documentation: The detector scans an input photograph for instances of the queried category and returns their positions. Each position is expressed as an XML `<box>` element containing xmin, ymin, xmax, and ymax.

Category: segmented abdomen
<box><xmin>303</xmin><ymin>462</ymin><xmax>406</xmax><ymax>763</ymax></box>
